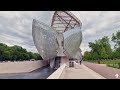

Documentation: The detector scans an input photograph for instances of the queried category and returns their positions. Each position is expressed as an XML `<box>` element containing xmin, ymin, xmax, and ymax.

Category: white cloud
<box><xmin>71</xmin><ymin>11</ymin><xmax>120</xmax><ymax>55</ymax></box>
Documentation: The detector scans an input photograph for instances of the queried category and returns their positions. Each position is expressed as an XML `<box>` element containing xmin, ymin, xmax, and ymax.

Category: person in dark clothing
<box><xmin>80</xmin><ymin>60</ymin><xmax>82</xmax><ymax>65</ymax></box>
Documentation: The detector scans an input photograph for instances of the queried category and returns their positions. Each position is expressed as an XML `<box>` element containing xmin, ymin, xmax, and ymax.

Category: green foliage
<box><xmin>84</xmin><ymin>51</ymin><xmax>91</xmax><ymax>60</ymax></box>
<box><xmin>83</xmin><ymin>31</ymin><xmax>120</xmax><ymax>69</ymax></box>
<box><xmin>112</xmin><ymin>31</ymin><xmax>120</xmax><ymax>59</ymax></box>
<box><xmin>107</xmin><ymin>63</ymin><xmax>120</xmax><ymax>69</ymax></box>
<box><xmin>84</xmin><ymin>36</ymin><xmax>113</xmax><ymax>60</ymax></box>
<box><xmin>112</xmin><ymin>47</ymin><xmax>120</xmax><ymax>59</ymax></box>
<box><xmin>86</xmin><ymin>60</ymin><xmax>120</xmax><ymax>69</ymax></box>
<box><xmin>0</xmin><ymin>43</ymin><xmax>42</xmax><ymax>61</ymax></box>
<box><xmin>112</xmin><ymin>31</ymin><xmax>120</xmax><ymax>48</ymax></box>
<box><xmin>86</xmin><ymin>59</ymin><xmax>120</xmax><ymax>64</ymax></box>
<box><xmin>100</xmin><ymin>46</ymin><xmax>108</xmax><ymax>59</ymax></box>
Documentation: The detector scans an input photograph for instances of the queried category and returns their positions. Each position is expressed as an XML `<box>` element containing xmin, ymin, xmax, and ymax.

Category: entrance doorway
<box><xmin>54</xmin><ymin>57</ymin><xmax>61</xmax><ymax>69</ymax></box>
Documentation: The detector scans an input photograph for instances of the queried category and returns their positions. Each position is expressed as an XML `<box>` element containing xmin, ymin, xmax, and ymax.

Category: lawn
<box><xmin>85</xmin><ymin>60</ymin><xmax>120</xmax><ymax>69</ymax></box>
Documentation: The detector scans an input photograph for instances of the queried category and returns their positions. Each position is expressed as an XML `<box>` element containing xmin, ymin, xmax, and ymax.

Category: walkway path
<box><xmin>83</xmin><ymin>61</ymin><xmax>120</xmax><ymax>79</ymax></box>
<box><xmin>63</xmin><ymin>63</ymin><xmax>105</xmax><ymax>79</ymax></box>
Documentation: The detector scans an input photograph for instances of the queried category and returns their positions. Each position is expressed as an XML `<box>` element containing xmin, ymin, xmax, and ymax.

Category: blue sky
<box><xmin>0</xmin><ymin>11</ymin><xmax>120</xmax><ymax>55</ymax></box>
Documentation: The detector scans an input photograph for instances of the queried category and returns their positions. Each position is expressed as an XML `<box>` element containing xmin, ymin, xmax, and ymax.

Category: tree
<box><xmin>20</xmin><ymin>53</ymin><xmax>29</xmax><ymax>60</ymax></box>
<box><xmin>112</xmin><ymin>31</ymin><xmax>120</xmax><ymax>59</ymax></box>
<box><xmin>84</xmin><ymin>36</ymin><xmax>112</xmax><ymax>60</ymax></box>
<box><xmin>100</xmin><ymin>46</ymin><xmax>108</xmax><ymax>59</ymax></box>
<box><xmin>100</xmin><ymin>36</ymin><xmax>113</xmax><ymax>59</ymax></box>
<box><xmin>91</xmin><ymin>52</ymin><xmax>99</xmax><ymax>60</ymax></box>
<box><xmin>113</xmin><ymin>47</ymin><xmax>120</xmax><ymax>59</ymax></box>
<box><xmin>0</xmin><ymin>43</ymin><xmax>42</xmax><ymax>61</ymax></box>
<box><xmin>3</xmin><ymin>51</ymin><xmax>11</xmax><ymax>61</ymax></box>
<box><xmin>33</xmin><ymin>53</ymin><xmax>42</xmax><ymax>60</ymax></box>
<box><xmin>112</xmin><ymin>31</ymin><xmax>120</xmax><ymax>48</ymax></box>
<box><xmin>84</xmin><ymin>51</ymin><xmax>92</xmax><ymax>60</ymax></box>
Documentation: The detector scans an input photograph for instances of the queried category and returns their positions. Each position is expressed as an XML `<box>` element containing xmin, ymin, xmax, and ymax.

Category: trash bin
<box><xmin>98</xmin><ymin>60</ymin><xmax>100</xmax><ymax>64</ymax></box>
<box><xmin>69</xmin><ymin>61</ymin><xmax>74</xmax><ymax>67</ymax></box>
<box><xmin>72</xmin><ymin>61</ymin><xmax>74</xmax><ymax>67</ymax></box>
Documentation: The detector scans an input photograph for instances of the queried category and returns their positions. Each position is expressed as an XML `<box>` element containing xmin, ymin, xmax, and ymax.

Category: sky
<box><xmin>0</xmin><ymin>11</ymin><xmax>120</xmax><ymax>55</ymax></box>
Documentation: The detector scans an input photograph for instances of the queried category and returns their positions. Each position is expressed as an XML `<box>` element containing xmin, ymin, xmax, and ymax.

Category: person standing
<box><xmin>80</xmin><ymin>60</ymin><xmax>82</xmax><ymax>65</ymax></box>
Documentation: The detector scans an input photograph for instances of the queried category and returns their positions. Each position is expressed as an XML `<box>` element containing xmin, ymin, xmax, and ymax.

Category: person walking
<box><xmin>80</xmin><ymin>60</ymin><xmax>82</xmax><ymax>65</ymax></box>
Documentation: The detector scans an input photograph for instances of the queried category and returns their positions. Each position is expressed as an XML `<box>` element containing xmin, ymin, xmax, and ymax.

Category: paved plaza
<box><xmin>63</xmin><ymin>63</ymin><xmax>105</xmax><ymax>79</ymax></box>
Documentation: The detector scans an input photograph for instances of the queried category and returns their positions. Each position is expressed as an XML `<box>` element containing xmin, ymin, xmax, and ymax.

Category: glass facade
<box><xmin>32</xmin><ymin>19</ymin><xmax>58</xmax><ymax>60</ymax></box>
<box><xmin>32</xmin><ymin>11</ymin><xmax>82</xmax><ymax>61</ymax></box>
<box><xmin>64</xmin><ymin>27</ymin><xmax>82</xmax><ymax>59</ymax></box>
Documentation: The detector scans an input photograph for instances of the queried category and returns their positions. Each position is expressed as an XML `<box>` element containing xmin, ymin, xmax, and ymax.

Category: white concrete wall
<box><xmin>0</xmin><ymin>60</ymin><xmax>48</xmax><ymax>74</ymax></box>
<box><xmin>59</xmin><ymin>66</ymin><xmax>66</xmax><ymax>79</ymax></box>
<box><xmin>56</xmin><ymin>32</ymin><xmax>65</xmax><ymax>57</ymax></box>
<box><xmin>47</xmin><ymin>64</ymin><xmax>66</xmax><ymax>79</ymax></box>
<box><xmin>60</xmin><ymin>57</ymin><xmax>69</xmax><ymax>66</ymax></box>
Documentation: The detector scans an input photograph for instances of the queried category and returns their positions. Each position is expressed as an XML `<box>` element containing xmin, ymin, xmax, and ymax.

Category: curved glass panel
<box><xmin>32</xmin><ymin>19</ymin><xmax>58</xmax><ymax>60</ymax></box>
<box><xmin>64</xmin><ymin>27</ymin><xmax>82</xmax><ymax>59</ymax></box>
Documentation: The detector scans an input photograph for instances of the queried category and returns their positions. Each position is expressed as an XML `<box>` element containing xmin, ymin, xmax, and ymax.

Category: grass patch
<box><xmin>107</xmin><ymin>63</ymin><xmax>120</xmax><ymax>69</ymax></box>
<box><xmin>85</xmin><ymin>60</ymin><xmax>120</xmax><ymax>69</ymax></box>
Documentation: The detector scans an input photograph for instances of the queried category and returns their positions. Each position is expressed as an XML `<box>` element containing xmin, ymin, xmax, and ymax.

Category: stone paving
<box><xmin>63</xmin><ymin>63</ymin><xmax>105</xmax><ymax>79</ymax></box>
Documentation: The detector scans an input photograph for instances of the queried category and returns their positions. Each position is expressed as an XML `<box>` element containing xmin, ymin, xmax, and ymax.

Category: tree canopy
<box><xmin>0</xmin><ymin>43</ymin><xmax>42</xmax><ymax>61</ymax></box>
<box><xmin>112</xmin><ymin>31</ymin><xmax>120</xmax><ymax>59</ymax></box>
<box><xmin>84</xmin><ymin>36</ymin><xmax>113</xmax><ymax>60</ymax></box>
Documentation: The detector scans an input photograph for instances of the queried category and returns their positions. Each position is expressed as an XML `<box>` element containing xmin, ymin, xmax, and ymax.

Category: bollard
<box><xmin>98</xmin><ymin>60</ymin><xmax>100</xmax><ymax>64</ymax></box>
<box><xmin>72</xmin><ymin>61</ymin><xmax>74</xmax><ymax>67</ymax></box>
<box><xmin>69</xmin><ymin>61</ymin><xmax>71</xmax><ymax>67</ymax></box>
<box><xmin>118</xmin><ymin>63</ymin><xmax>120</xmax><ymax>69</ymax></box>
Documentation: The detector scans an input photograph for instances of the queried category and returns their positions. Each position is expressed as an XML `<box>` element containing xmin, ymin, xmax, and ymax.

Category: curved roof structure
<box><xmin>51</xmin><ymin>11</ymin><xmax>82</xmax><ymax>32</ymax></box>
<box><xmin>32</xmin><ymin>11</ymin><xmax>82</xmax><ymax>60</ymax></box>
